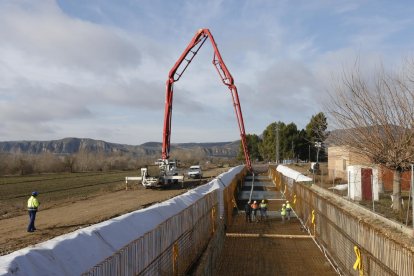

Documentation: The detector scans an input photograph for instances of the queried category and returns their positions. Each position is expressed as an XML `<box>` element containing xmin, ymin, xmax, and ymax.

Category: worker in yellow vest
<box><xmin>260</xmin><ymin>199</ymin><xmax>268</xmax><ymax>221</ymax></box>
<box><xmin>27</xmin><ymin>191</ymin><xmax>40</xmax><ymax>232</ymax></box>
<box><xmin>281</xmin><ymin>204</ymin><xmax>287</xmax><ymax>223</ymax></box>
<box><xmin>286</xmin><ymin>200</ymin><xmax>292</xmax><ymax>221</ymax></box>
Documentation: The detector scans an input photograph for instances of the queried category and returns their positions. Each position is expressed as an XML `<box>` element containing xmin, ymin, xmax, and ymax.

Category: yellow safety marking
<box><xmin>311</xmin><ymin>210</ymin><xmax>315</xmax><ymax>224</ymax></box>
<box><xmin>293</xmin><ymin>194</ymin><xmax>297</xmax><ymax>204</ymax></box>
<box><xmin>231</xmin><ymin>196</ymin><xmax>237</xmax><ymax>208</ymax></box>
<box><xmin>173</xmin><ymin>242</ymin><xmax>179</xmax><ymax>260</ymax></box>
<box><xmin>353</xmin><ymin>245</ymin><xmax>363</xmax><ymax>275</ymax></box>
<box><xmin>172</xmin><ymin>242</ymin><xmax>179</xmax><ymax>275</ymax></box>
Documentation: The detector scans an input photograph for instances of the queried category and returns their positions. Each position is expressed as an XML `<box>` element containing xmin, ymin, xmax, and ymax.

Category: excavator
<box><xmin>126</xmin><ymin>28</ymin><xmax>252</xmax><ymax>188</ymax></box>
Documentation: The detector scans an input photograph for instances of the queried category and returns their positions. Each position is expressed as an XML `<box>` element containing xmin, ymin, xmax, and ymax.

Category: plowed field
<box><xmin>0</xmin><ymin>168</ymin><xmax>228</xmax><ymax>255</ymax></box>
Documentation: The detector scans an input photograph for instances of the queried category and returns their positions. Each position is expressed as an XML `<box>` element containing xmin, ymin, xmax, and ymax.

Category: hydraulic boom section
<box><xmin>162</xmin><ymin>28</ymin><xmax>252</xmax><ymax>171</ymax></box>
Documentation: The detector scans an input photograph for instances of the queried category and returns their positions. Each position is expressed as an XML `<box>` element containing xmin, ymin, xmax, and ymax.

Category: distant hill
<box><xmin>0</xmin><ymin>138</ymin><xmax>239</xmax><ymax>158</ymax></box>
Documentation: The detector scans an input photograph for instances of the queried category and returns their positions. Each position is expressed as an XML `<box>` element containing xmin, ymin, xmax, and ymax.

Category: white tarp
<box><xmin>276</xmin><ymin>165</ymin><xmax>312</xmax><ymax>182</ymax></box>
<box><xmin>0</xmin><ymin>166</ymin><xmax>244</xmax><ymax>276</ymax></box>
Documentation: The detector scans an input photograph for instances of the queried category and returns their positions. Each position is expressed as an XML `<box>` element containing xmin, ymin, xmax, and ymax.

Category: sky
<box><xmin>1</xmin><ymin>0</ymin><xmax>414</xmax><ymax>145</ymax></box>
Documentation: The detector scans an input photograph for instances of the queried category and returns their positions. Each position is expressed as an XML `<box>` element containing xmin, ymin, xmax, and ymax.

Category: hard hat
<box><xmin>286</xmin><ymin>200</ymin><xmax>289</xmax><ymax>203</ymax></box>
<box><xmin>32</xmin><ymin>191</ymin><xmax>38</xmax><ymax>196</ymax></box>
<box><xmin>282</xmin><ymin>204</ymin><xmax>286</xmax><ymax>206</ymax></box>
<box><xmin>254</xmin><ymin>201</ymin><xmax>257</xmax><ymax>204</ymax></box>
<box><xmin>262</xmin><ymin>200</ymin><xmax>265</xmax><ymax>203</ymax></box>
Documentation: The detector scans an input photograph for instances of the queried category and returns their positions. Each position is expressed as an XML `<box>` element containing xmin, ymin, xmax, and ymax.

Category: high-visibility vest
<box><xmin>260</xmin><ymin>203</ymin><xmax>267</xmax><ymax>209</ymax></box>
<box><xmin>281</xmin><ymin>207</ymin><xmax>286</xmax><ymax>216</ymax></box>
<box><xmin>251</xmin><ymin>203</ymin><xmax>258</xmax><ymax>210</ymax></box>
<box><xmin>286</xmin><ymin>203</ymin><xmax>292</xmax><ymax>210</ymax></box>
<box><xmin>27</xmin><ymin>196</ymin><xmax>40</xmax><ymax>211</ymax></box>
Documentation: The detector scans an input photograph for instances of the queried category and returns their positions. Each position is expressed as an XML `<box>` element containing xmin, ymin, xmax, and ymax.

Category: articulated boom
<box><xmin>162</xmin><ymin>28</ymin><xmax>252</xmax><ymax>171</ymax></box>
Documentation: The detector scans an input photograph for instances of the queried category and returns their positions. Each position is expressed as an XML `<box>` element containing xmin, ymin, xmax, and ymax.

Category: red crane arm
<box><xmin>162</xmin><ymin>29</ymin><xmax>252</xmax><ymax>171</ymax></box>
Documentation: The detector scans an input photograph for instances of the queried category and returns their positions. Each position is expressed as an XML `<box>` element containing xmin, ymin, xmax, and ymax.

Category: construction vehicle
<box><xmin>126</xmin><ymin>159</ymin><xmax>183</xmax><ymax>188</ymax></box>
<box><xmin>126</xmin><ymin>28</ymin><xmax>252</xmax><ymax>188</ymax></box>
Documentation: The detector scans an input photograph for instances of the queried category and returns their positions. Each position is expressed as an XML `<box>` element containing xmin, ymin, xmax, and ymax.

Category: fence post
<box><xmin>371</xmin><ymin>174</ymin><xmax>375</xmax><ymax>212</ymax></box>
<box><xmin>411</xmin><ymin>164</ymin><xmax>414</xmax><ymax>229</ymax></box>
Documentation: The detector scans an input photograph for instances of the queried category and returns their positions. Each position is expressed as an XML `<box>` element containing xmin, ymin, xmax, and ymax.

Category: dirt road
<box><xmin>0</xmin><ymin>186</ymin><xmax>189</xmax><ymax>255</ymax></box>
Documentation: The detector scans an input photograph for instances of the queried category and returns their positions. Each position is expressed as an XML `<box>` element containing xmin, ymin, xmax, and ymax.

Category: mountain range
<box><xmin>0</xmin><ymin>138</ymin><xmax>239</xmax><ymax>158</ymax></box>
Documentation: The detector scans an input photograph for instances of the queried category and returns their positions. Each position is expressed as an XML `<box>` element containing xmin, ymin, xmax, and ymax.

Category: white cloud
<box><xmin>1</xmin><ymin>0</ymin><xmax>414</xmax><ymax>144</ymax></box>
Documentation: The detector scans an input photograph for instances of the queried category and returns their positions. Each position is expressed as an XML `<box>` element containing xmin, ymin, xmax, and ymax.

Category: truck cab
<box><xmin>187</xmin><ymin>165</ymin><xmax>202</xmax><ymax>179</ymax></box>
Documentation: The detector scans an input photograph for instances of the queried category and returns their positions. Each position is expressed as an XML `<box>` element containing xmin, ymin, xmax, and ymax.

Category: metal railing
<box><xmin>269</xmin><ymin>167</ymin><xmax>414</xmax><ymax>276</ymax></box>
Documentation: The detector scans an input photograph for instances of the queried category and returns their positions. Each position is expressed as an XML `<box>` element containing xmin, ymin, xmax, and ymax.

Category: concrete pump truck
<box><xmin>126</xmin><ymin>28</ymin><xmax>252</xmax><ymax>188</ymax></box>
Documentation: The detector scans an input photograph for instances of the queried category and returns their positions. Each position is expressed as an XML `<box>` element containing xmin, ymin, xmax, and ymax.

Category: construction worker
<box><xmin>260</xmin><ymin>199</ymin><xmax>268</xmax><ymax>221</ymax></box>
<box><xmin>286</xmin><ymin>200</ymin><xmax>292</xmax><ymax>221</ymax></box>
<box><xmin>27</xmin><ymin>191</ymin><xmax>40</xmax><ymax>232</ymax></box>
<box><xmin>251</xmin><ymin>201</ymin><xmax>259</xmax><ymax>222</ymax></box>
<box><xmin>281</xmin><ymin>204</ymin><xmax>287</xmax><ymax>223</ymax></box>
<box><xmin>244</xmin><ymin>201</ymin><xmax>252</xmax><ymax>223</ymax></box>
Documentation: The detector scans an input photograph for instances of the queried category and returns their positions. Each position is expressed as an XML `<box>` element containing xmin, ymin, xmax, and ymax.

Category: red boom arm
<box><xmin>162</xmin><ymin>29</ymin><xmax>252</xmax><ymax>171</ymax></box>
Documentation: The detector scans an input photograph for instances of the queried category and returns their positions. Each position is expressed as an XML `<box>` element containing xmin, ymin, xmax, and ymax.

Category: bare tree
<box><xmin>327</xmin><ymin>63</ymin><xmax>414</xmax><ymax>211</ymax></box>
<box><xmin>17</xmin><ymin>155</ymin><xmax>34</xmax><ymax>175</ymax></box>
<box><xmin>63</xmin><ymin>155</ymin><xmax>77</xmax><ymax>173</ymax></box>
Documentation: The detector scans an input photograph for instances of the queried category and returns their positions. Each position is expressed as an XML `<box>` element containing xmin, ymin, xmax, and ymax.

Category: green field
<box><xmin>0</xmin><ymin>171</ymin><xmax>134</xmax><ymax>219</ymax></box>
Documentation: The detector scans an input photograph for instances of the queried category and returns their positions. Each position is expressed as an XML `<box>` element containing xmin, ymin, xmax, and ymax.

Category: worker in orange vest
<box><xmin>251</xmin><ymin>201</ymin><xmax>259</xmax><ymax>222</ymax></box>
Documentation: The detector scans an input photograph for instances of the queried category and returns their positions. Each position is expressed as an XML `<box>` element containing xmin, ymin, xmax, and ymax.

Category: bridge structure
<box><xmin>1</xmin><ymin>165</ymin><xmax>413</xmax><ymax>275</ymax></box>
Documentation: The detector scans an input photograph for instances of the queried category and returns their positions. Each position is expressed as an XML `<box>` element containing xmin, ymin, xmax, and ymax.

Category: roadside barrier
<box><xmin>270</xmin><ymin>166</ymin><xmax>414</xmax><ymax>276</ymax></box>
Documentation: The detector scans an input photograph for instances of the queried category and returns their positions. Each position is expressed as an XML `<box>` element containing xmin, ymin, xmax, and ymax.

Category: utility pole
<box><xmin>275</xmin><ymin>123</ymin><xmax>280</xmax><ymax>164</ymax></box>
<box><xmin>315</xmin><ymin>141</ymin><xmax>322</xmax><ymax>163</ymax></box>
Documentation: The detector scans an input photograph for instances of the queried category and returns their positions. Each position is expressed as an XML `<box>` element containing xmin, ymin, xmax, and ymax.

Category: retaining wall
<box><xmin>270</xmin><ymin>166</ymin><xmax>414</xmax><ymax>276</ymax></box>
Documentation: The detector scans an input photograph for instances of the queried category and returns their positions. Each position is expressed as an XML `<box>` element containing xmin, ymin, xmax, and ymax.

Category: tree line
<box><xmin>0</xmin><ymin>152</ymin><xmax>149</xmax><ymax>175</ymax></box>
<box><xmin>0</xmin><ymin>149</ymin><xmax>238</xmax><ymax>176</ymax></box>
<box><xmin>238</xmin><ymin>112</ymin><xmax>328</xmax><ymax>163</ymax></box>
